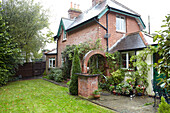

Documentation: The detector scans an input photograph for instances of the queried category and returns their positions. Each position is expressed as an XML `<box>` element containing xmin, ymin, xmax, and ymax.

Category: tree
<box><xmin>0</xmin><ymin>2</ymin><xmax>20</xmax><ymax>86</ymax></box>
<box><xmin>69</xmin><ymin>47</ymin><xmax>81</xmax><ymax>95</ymax></box>
<box><xmin>153</xmin><ymin>14</ymin><xmax>170</xmax><ymax>89</ymax></box>
<box><xmin>1</xmin><ymin>0</ymin><xmax>53</xmax><ymax>62</ymax></box>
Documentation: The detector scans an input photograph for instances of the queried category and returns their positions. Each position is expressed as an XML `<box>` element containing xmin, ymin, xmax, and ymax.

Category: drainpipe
<box><xmin>106</xmin><ymin>10</ymin><xmax>110</xmax><ymax>52</ymax></box>
<box><xmin>94</xmin><ymin>7</ymin><xmax>110</xmax><ymax>52</ymax></box>
<box><xmin>56</xmin><ymin>38</ymin><xmax>58</xmax><ymax>67</ymax></box>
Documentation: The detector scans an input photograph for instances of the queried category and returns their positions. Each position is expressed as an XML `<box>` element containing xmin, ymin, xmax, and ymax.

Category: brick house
<box><xmin>55</xmin><ymin>0</ymin><xmax>157</xmax><ymax>95</ymax></box>
<box><xmin>44</xmin><ymin>49</ymin><xmax>57</xmax><ymax>73</ymax></box>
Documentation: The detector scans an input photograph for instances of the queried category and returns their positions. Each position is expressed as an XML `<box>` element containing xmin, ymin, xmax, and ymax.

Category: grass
<box><xmin>0</xmin><ymin>79</ymin><xmax>114</xmax><ymax>113</ymax></box>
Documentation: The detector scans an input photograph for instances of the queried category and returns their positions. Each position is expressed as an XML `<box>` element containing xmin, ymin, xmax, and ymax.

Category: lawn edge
<box><xmin>42</xmin><ymin>78</ymin><xmax>117</xmax><ymax>113</ymax></box>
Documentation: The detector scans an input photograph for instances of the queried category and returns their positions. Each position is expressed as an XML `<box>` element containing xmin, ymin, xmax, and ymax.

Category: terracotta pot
<box><xmin>93</xmin><ymin>94</ymin><xmax>100</xmax><ymax>98</ymax></box>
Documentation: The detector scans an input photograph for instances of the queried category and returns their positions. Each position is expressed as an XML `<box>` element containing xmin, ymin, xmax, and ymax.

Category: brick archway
<box><xmin>82</xmin><ymin>50</ymin><xmax>108</xmax><ymax>74</ymax></box>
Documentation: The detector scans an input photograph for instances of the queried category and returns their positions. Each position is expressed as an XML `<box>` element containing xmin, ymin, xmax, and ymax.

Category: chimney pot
<box><xmin>71</xmin><ymin>2</ymin><xmax>72</xmax><ymax>8</ymax></box>
<box><xmin>77</xmin><ymin>4</ymin><xmax>80</xmax><ymax>9</ymax></box>
<box><xmin>74</xmin><ymin>3</ymin><xmax>76</xmax><ymax>9</ymax></box>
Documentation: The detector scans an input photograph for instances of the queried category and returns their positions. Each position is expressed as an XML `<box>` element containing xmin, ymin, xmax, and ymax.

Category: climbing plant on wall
<box><xmin>130</xmin><ymin>46</ymin><xmax>157</xmax><ymax>88</ymax></box>
<box><xmin>61</xmin><ymin>39</ymin><xmax>103</xmax><ymax>79</ymax></box>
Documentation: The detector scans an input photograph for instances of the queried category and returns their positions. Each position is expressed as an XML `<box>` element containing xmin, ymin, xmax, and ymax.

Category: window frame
<box><xmin>121</xmin><ymin>51</ymin><xmax>134</xmax><ymax>69</ymax></box>
<box><xmin>63</xmin><ymin>31</ymin><xmax>67</xmax><ymax>41</ymax></box>
<box><xmin>116</xmin><ymin>14</ymin><xmax>126</xmax><ymax>33</ymax></box>
<box><xmin>49</xmin><ymin>57</ymin><xmax>55</xmax><ymax>68</ymax></box>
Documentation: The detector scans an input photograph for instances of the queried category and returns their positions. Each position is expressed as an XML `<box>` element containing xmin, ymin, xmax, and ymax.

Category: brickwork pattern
<box><xmin>78</xmin><ymin>75</ymin><xmax>98</xmax><ymax>98</ymax></box>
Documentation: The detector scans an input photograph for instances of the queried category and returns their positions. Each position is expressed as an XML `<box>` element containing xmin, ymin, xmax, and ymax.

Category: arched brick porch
<box><xmin>82</xmin><ymin>50</ymin><xmax>109</xmax><ymax>76</ymax></box>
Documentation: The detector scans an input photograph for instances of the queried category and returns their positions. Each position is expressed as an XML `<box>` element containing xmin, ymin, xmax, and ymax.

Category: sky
<box><xmin>38</xmin><ymin>0</ymin><xmax>170</xmax><ymax>49</ymax></box>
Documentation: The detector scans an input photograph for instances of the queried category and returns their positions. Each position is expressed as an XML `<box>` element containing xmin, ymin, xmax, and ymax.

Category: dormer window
<box><xmin>63</xmin><ymin>31</ymin><xmax>67</xmax><ymax>41</ymax></box>
<box><xmin>116</xmin><ymin>15</ymin><xmax>126</xmax><ymax>33</ymax></box>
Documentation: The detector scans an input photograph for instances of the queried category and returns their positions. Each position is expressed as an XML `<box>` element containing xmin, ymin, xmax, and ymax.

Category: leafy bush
<box><xmin>47</xmin><ymin>68</ymin><xmax>63</xmax><ymax>82</ymax></box>
<box><xmin>69</xmin><ymin>47</ymin><xmax>81</xmax><ymax>95</ymax></box>
<box><xmin>157</xmin><ymin>96</ymin><xmax>170</xmax><ymax>113</ymax></box>
<box><xmin>0</xmin><ymin>4</ymin><xmax>20</xmax><ymax>86</ymax></box>
<box><xmin>110</xmin><ymin>69</ymin><xmax>125</xmax><ymax>85</ymax></box>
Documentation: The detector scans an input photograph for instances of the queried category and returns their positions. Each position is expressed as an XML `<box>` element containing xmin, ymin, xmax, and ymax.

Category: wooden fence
<box><xmin>16</xmin><ymin>61</ymin><xmax>46</xmax><ymax>78</ymax></box>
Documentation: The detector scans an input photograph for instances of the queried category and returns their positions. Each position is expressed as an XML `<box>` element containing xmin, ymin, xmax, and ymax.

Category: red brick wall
<box><xmin>99</xmin><ymin>12</ymin><xmax>140</xmax><ymax>49</ymax></box>
<box><xmin>57</xmin><ymin>21</ymin><xmax>100</xmax><ymax>67</ymax></box>
<box><xmin>78</xmin><ymin>75</ymin><xmax>98</xmax><ymax>98</ymax></box>
<box><xmin>57</xmin><ymin>12</ymin><xmax>140</xmax><ymax>67</ymax></box>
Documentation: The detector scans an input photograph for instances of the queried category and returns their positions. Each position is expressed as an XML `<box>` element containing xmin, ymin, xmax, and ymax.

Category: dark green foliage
<box><xmin>69</xmin><ymin>47</ymin><xmax>81</xmax><ymax>95</ymax></box>
<box><xmin>61</xmin><ymin>45</ymin><xmax>76</xmax><ymax>80</ymax></box>
<box><xmin>0</xmin><ymin>3</ymin><xmax>20</xmax><ymax>86</ymax></box>
<box><xmin>105</xmin><ymin>52</ymin><xmax>121</xmax><ymax>72</ymax></box>
<box><xmin>153</xmin><ymin>14</ymin><xmax>170</xmax><ymax>90</ymax></box>
<box><xmin>47</xmin><ymin>68</ymin><xmax>63</xmax><ymax>82</ymax></box>
<box><xmin>88</xmin><ymin>55</ymin><xmax>105</xmax><ymax>74</ymax></box>
<box><xmin>157</xmin><ymin>96</ymin><xmax>170</xmax><ymax>113</ymax></box>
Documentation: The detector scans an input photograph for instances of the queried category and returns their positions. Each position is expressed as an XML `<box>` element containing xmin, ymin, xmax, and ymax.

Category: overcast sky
<box><xmin>38</xmin><ymin>0</ymin><xmax>170</xmax><ymax>49</ymax></box>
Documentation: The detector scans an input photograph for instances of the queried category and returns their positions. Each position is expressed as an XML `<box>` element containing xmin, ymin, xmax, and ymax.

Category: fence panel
<box><xmin>16</xmin><ymin>61</ymin><xmax>46</xmax><ymax>78</ymax></box>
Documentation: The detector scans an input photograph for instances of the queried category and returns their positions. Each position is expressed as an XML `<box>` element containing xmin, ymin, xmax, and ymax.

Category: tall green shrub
<box><xmin>157</xmin><ymin>96</ymin><xmax>170</xmax><ymax>113</ymax></box>
<box><xmin>0</xmin><ymin>3</ymin><xmax>20</xmax><ymax>86</ymax></box>
<box><xmin>69</xmin><ymin>47</ymin><xmax>81</xmax><ymax>95</ymax></box>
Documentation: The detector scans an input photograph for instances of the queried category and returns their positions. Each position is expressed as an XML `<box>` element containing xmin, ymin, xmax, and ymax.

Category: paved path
<box><xmin>91</xmin><ymin>92</ymin><xmax>159</xmax><ymax>113</ymax></box>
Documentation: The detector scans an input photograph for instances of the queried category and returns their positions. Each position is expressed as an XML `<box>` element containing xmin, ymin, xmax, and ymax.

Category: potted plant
<box><xmin>136</xmin><ymin>85</ymin><xmax>144</xmax><ymax>96</ymax></box>
<box><xmin>116</xmin><ymin>83</ymin><xmax>123</xmax><ymax>95</ymax></box>
<box><xmin>109</xmin><ymin>85</ymin><xmax>115</xmax><ymax>93</ymax></box>
<box><xmin>93</xmin><ymin>90</ymin><xmax>100</xmax><ymax>98</ymax></box>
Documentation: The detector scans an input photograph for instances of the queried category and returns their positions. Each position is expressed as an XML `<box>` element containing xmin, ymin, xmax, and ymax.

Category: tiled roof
<box><xmin>56</xmin><ymin>0</ymin><xmax>145</xmax><ymax>39</ymax></box>
<box><xmin>108</xmin><ymin>32</ymin><xmax>157</xmax><ymax>53</ymax></box>
<box><xmin>45</xmin><ymin>48</ymin><xmax>57</xmax><ymax>55</ymax></box>
<box><xmin>67</xmin><ymin>0</ymin><xmax>141</xmax><ymax>31</ymax></box>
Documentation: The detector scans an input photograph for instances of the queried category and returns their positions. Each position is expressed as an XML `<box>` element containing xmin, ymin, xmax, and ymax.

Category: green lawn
<box><xmin>0</xmin><ymin>79</ymin><xmax>114</xmax><ymax>113</ymax></box>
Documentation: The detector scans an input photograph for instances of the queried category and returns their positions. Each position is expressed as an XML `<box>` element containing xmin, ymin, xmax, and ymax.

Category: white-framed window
<box><xmin>121</xmin><ymin>51</ymin><xmax>135</xmax><ymax>69</ymax></box>
<box><xmin>63</xmin><ymin>31</ymin><xmax>67</xmax><ymax>40</ymax></box>
<box><xmin>116</xmin><ymin>15</ymin><xmax>126</xmax><ymax>32</ymax></box>
<box><xmin>49</xmin><ymin>57</ymin><xmax>55</xmax><ymax>68</ymax></box>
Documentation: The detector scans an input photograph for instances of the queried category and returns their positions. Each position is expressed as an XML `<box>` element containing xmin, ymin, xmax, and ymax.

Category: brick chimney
<box><xmin>92</xmin><ymin>0</ymin><xmax>104</xmax><ymax>7</ymax></box>
<box><xmin>68</xmin><ymin>2</ymin><xmax>82</xmax><ymax>19</ymax></box>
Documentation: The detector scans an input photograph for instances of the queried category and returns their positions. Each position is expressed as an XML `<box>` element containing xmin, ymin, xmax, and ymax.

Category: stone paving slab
<box><xmin>91</xmin><ymin>92</ymin><xmax>159</xmax><ymax>113</ymax></box>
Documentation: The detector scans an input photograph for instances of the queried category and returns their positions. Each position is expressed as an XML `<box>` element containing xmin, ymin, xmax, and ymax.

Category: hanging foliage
<box><xmin>61</xmin><ymin>39</ymin><xmax>103</xmax><ymax>80</ymax></box>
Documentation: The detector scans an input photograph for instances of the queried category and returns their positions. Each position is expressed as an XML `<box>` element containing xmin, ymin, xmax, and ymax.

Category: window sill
<box><xmin>116</xmin><ymin>30</ymin><xmax>126</xmax><ymax>34</ymax></box>
<box><xmin>121</xmin><ymin>68</ymin><xmax>134</xmax><ymax>72</ymax></box>
<box><xmin>62</xmin><ymin>39</ymin><xmax>67</xmax><ymax>42</ymax></box>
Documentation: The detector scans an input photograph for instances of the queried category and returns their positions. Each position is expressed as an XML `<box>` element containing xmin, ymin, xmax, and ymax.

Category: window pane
<box><xmin>128</xmin><ymin>52</ymin><xmax>135</xmax><ymax>68</ymax></box>
<box><xmin>53</xmin><ymin>59</ymin><xmax>55</xmax><ymax>67</ymax></box>
<box><xmin>116</xmin><ymin>15</ymin><xmax>125</xmax><ymax>32</ymax></box>
<box><xmin>121</xmin><ymin>53</ymin><xmax>127</xmax><ymax>68</ymax></box>
<box><xmin>122</xmin><ymin>61</ymin><xmax>126</xmax><ymax>68</ymax></box>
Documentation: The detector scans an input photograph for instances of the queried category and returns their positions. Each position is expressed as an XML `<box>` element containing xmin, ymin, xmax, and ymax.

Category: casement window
<box><xmin>63</xmin><ymin>31</ymin><xmax>67</xmax><ymax>40</ymax></box>
<box><xmin>121</xmin><ymin>51</ymin><xmax>135</xmax><ymax>69</ymax></box>
<box><xmin>116</xmin><ymin>15</ymin><xmax>126</xmax><ymax>32</ymax></box>
<box><xmin>49</xmin><ymin>57</ymin><xmax>55</xmax><ymax>68</ymax></box>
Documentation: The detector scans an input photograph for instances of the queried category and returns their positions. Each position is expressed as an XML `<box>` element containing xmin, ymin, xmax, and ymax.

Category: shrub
<box><xmin>110</xmin><ymin>69</ymin><xmax>125</xmax><ymax>85</ymax></box>
<box><xmin>69</xmin><ymin>47</ymin><xmax>81</xmax><ymax>95</ymax></box>
<box><xmin>157</xmin><ymin>96</ymin><xmax>170</xmax><ymax>113</ymax></box>
<box><xmin>47</xmin><ymin>68</ymin><xmax>63</xmax><ymax>82</ymax></box>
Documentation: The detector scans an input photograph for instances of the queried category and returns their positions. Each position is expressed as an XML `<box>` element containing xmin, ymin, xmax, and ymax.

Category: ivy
<box><xmin>105</xmin><ymin>51</ymin><xmax>121</xmax><ymax>72</ymax></box>
<box><xmin>61</xmin><ymin>39</ymin><xmax>103</xmax><ymax>79</ymax></box>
